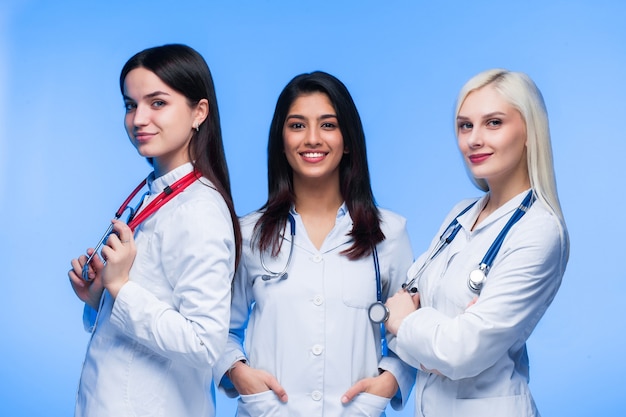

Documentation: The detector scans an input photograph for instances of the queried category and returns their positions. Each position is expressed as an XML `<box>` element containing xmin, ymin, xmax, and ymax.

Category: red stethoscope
<box><xmin>81</xmin><ymin>170</ymin><xmax>200</xmax><ymax>280</ymax></box>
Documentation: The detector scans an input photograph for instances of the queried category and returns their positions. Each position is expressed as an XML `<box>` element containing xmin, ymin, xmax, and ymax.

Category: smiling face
<box><xmin>456</xmin><ymin>85</ymin><xmax>530</xmax><ymax>194</ymax></box>
<box><xmin>282</xmin><ymin>92</ymin><xmax>347</xmax><ymax>188</ymax></box>
<box><xmin>122</xmin><ymin>67</ymin><xmax>207</xmax><ymax>176</ymax></box>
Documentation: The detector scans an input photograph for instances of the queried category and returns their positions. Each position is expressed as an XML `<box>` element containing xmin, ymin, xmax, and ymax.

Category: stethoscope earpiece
<box><xmin>401</xmin><ymin>283</ymin><xmax>418</xmax><ymax>294</ymax></box>
<box><xmin>261</xmin><ymin>272</ymin><xmax>288</xmax><ymax>282</ymax></box>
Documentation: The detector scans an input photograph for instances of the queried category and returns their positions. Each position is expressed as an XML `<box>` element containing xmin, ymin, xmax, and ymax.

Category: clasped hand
<box><xmin>68</xmin><ymin>220</ymin><xmax>136</xmax><ymax>306</ymax></box>
<box><xmin>384</xmin><ymin>289</ymin><xmax>420</xmax><ymax>335</ymax></box>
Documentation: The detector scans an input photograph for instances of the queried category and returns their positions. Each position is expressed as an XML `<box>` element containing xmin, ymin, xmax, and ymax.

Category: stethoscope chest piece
<box><xmin>468</xmin><ymin>266</ymin><xmax>487</xmax><ymax>293</ymax></box>
<box><xmin>368</xmin><ymin>301</ymin><xmax>389</xmax><ymax>324</ymax></box>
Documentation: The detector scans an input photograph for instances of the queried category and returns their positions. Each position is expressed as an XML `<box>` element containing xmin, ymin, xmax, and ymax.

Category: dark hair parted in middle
<box><xmin>254</xmin><ymin>71</ymin><xmax>384</xmax><ymax>260</ymax></box>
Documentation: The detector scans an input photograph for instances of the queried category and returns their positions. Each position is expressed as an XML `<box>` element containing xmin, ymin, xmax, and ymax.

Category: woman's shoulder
<box><xmin>237</xmin><ymin>210</ymin><xmax>263</xmax><ymax>237</ymax></box>
<box><xmin>239</xmin><ymin>210</ymin><xmax>262</xmax><ymax>225</ymax></box>
<box><xmin>377</xmin><ymin>207</ymin><xmax>408</xmax><ymax>236</ymax></box>
<box><xmin>506</xmin><ymin>197</ymin><xmax>570</xmax><ymax>271</ymax></box>
<box><xmin>520</xmin><ymin>198</ymin><xmax>568</xmax><ymax>246</ymax></box>
<box><xmin>177</xmin><ymin>179</ymin><xmax>230</xmax><ymax>214</ymax></box>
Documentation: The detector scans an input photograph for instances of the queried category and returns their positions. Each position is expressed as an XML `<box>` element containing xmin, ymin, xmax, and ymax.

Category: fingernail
<box><xmin>341</xmin><ymin>396</ymin><xmax>348</xmax><ymax>404</ymax></box>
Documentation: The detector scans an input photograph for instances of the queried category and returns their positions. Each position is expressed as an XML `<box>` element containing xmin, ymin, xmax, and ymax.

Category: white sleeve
<box><xmin>109</xmin><ymin>196</ymin><xmax>235</xmax><ymax>370</ymax></box>
<box><xmin>213</xmin><ymin>245</ymin><xmax>254</xmax><ymax>397</ymax></box>
<box><xmin>395</xmin><ymin>211</ymin><xmax>567</xmax><ymax>380</ymax></box>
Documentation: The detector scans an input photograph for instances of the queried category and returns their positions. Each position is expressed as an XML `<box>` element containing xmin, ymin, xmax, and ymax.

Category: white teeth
<box><xmin>302</xmin><ymin>152</ymin><xmax>325</xmax><ymax>158</ymax></box>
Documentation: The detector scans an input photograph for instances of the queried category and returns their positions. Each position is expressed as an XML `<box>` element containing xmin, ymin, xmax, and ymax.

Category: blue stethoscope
<box><xmin>368</xmin><ymin>191</ymin><xmax>535</xmax><ymax>325</ymax></box>
<box><xmin>401</xmin><ymin>189</ymin><xmax>536</xmax><ymax>297</ymax></box>
<box><xmin>260</xmin><ymin>213</ymin><xmax>388</xmax><ymax>354</ymax></box>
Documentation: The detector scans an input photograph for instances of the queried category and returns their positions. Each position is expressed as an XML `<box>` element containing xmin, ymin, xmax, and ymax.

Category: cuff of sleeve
<box><xmin>379</xmin><ymin>355</ymin><xmax>416</xmax><ymax>410</ymax></box>
<box><xmin>108</xmin><ymin>281</ymin><xmax>145</xmax><ymax>334</ymax></box>
<box><xmin>213</xmin><ymin>349</ymin><xmax>247</xmax><ymax>398</ymax></box>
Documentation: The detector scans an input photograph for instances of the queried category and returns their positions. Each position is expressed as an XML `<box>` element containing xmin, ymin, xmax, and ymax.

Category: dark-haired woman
<box><xmin>68</xmin><ymin>44</ymin><xmax>241</xmax><ymax>417</ymax></box>
<box><xmin>214</xmin><ymin>71</ymin><xmax>414</xmax><ymax>416</ymax></box>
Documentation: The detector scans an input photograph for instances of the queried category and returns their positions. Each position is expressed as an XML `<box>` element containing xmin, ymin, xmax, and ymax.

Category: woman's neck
<box><xmin>294</xmin><ymin>188</ymin><xmax>343</xmax><ymax>218</ymax></box>
<box><xmin>293</xmin><ymin>177</ymin><xmax>343</xmax><ymax>249</ymax></box>
<box><xmin>488</xmin><ymin>177</ymin><xmax>530</xmax><ymax>209</ymax></box>
<box><xmin>473</xmin><ymin>178</ymin><xmax>530</xmax><ymax>230</ymax></box>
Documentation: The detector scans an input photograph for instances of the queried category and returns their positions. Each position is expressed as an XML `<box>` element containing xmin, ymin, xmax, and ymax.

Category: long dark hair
<box><xmin>255</xmin><ymin>71</ymin><xmax>384</xmax><ymax>260</ymax></box>
<box><xmin>120</xmin><ymin>44</ymin><xmax>241</xmax><ymax>265</ymax></box>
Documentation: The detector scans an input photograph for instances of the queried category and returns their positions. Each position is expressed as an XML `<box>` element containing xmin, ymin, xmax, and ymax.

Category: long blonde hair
<box><xmin>455</xmin><ymin>69</ymin><xmax>566</xmax><ymax>226</ymax></box>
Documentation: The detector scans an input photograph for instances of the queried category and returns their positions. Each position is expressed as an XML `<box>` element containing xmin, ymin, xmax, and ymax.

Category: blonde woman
<box><xmin>385</xmin><ymin>69</ymin><xmax>569</xmax><ymax>417</ymax></box>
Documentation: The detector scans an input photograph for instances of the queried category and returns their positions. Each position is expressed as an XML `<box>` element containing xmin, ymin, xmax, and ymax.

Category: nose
<box><xmin>130</xmin><ymin>103</ymin><xmax>150</xmax><ymax>128</ymax></box>
<box><xmin>465</xmin><ymin>128</ymin><xmax>483</xmax><ymax>149</ymax></box>
<box><xmin>303</xmin><ymin>126</ymin><xmax>322</xmax><ymax>146</ymax></box>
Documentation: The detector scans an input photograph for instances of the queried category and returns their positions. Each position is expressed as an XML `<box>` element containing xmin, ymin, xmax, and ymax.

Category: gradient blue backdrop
<box><xmin>1</xmin><ymin>1</ymin><xmax>624</xmax><ymax>415</ymax></box>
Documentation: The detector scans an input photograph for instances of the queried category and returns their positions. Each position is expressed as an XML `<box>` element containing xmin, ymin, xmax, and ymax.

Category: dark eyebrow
<box><xmin>144</xmin><ymin>91</ymin><xmax>170</xmax><ymax>99</ymax></box>
<box><xmin>122</xmin><ymin>91</ymin><xmax>171</xmax><ymax>101</ymax></box>
<box><xmin>285</xmin><ymin>114</ymin><xmax>337</xmax><ymax>121</ymax></box>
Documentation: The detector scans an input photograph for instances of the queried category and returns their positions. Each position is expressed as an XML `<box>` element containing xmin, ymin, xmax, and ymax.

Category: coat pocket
<box><xmin>453</xmin><ymin>394</ymin><xmax>537</xmax><ymax>416</ymax></box>
<box><xmin>238</xmin><ymin>390</ymin><xmax>287</xmax><ymax>417</ymax></box>
<box><xmin>342</xmin><ymin>392</ymin><xmax>389</xmax><ymax>416</ymax></box>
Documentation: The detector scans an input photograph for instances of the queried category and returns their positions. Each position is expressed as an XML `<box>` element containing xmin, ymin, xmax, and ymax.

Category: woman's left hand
<box><xmin>341</xmin><ymin>370</ymin><xmax>398</xmax><ymax>404</ymax></box>
<box><xmin>100</xmin><ymin>219</ymin><xmax>136</xmax><ymax>298</ymax></box>
<box><xmin>385</xmin><ymin>290</ymin><xmax>420</xmax><ymax>335</ymax></box>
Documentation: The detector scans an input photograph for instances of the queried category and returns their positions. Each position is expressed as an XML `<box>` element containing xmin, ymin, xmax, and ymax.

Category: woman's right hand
<box><xmin>68</xmin><ymin>248</ymin><xmax>105</xmax><ymax>310</ymax></box>
<box><xmin>229</xmin><ymin>361</ymin><xmax>288</xmax><ymax>403</ymax></box>
<box><xmin>385</xmin><ymin>289</ymin><xmax>420</xmax><ymax>335</ymax></box>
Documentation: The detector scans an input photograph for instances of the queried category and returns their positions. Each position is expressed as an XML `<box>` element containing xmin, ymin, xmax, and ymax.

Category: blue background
<box><xmin>1</xmin><ymin>1</ymin><xmax>624</xmax><ymax>415</ymax></box>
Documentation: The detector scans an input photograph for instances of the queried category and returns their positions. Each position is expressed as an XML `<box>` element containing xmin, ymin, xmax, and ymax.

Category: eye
<box><xmin>321</xmin><ymin>122</ymin><xmax>337</xmax><ymax>129</ymax></box>
<box><xmin>152</xmin><ymin>100</ymin><xmax>166</xmax><ymax>108</ymax></box>
<box><xmin>288</xmin><ymin>122</ymin><xmax>305</xmax><ymax>129</ymax></box>
<box><xmin>486</xmin><ymin>119</ymin><xmax>502</xmax><ymax>127</ymax></box>
<box><xmin>124</xmin><ymin>101</ymin><xmax>137</xmax><ymax>112</ymax></box>
<box><xmin>458</xmin><ymin>121</ymin><xmax>472</xmax><ymax>131</ymax></box>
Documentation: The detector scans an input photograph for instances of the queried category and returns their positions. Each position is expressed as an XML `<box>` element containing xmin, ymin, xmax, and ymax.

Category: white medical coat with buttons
<box><xmin>214</xmin><ymin>206</ymin><xmax>415</xmax><ymax>416</ymax></box>
<box><xmin>75</xmin><ymin>163</ymin><xmax>236</xmax><ymax>417</ymax></box>
<box><xmin>394</xmin><ymin>190</ymin><xmax>568</xmax><ymax>417</ymax></box>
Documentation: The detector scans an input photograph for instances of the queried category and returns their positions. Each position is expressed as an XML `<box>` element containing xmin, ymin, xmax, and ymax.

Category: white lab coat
<box><xmin>393</xmin><ymin>190</ymin><xmax>568</xmax><ymax>417</ymax></box>
<box><xmin>75</xmin><ymin>163</ymin><xmax>236</xmax><ymax>417</ymax></box>
<box><xmin>214</xmin><ymin>205</ymin><xmax>416</xmax><ymax>416</ymax></box>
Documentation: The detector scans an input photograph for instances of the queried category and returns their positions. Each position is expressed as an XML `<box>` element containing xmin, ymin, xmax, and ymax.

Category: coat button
<box><xmin>311</xmin><ymin>344</ymin><xmax>324</xmax><ymax>355</ymax></box>
<box><xmin>313</xmin><ymin>295</ymin><xmax>324</xmax><ymax>305</ymax></box>
<box><xmin>312</xmin><ymin>254</ymin><xmax>322</xmax><ymax>263</ymax></box>
<box><xmin>311</xmin><ymin>390</ymin><xmax>322</xmax><ymax>401</ymax></box>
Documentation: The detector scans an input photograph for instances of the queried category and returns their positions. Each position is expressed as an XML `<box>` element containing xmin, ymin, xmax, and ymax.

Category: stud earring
<box><xmin>193</xmin><ymin>122</ymin><xmax>200</xmax><ymax>132</ymax></box>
